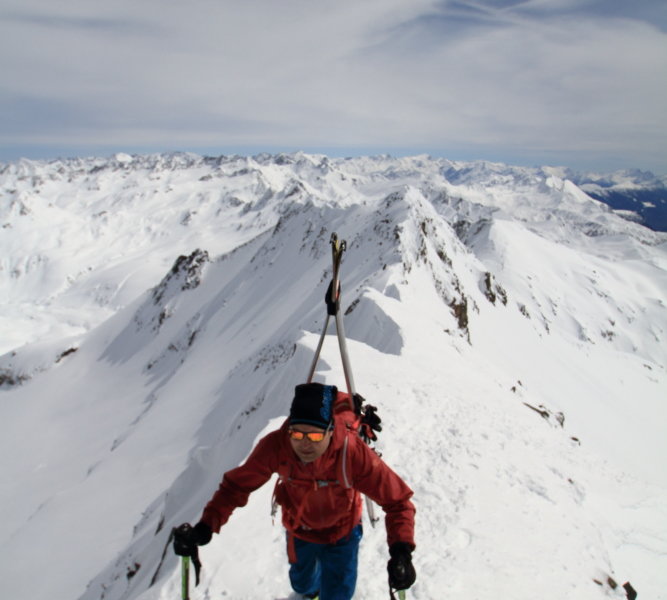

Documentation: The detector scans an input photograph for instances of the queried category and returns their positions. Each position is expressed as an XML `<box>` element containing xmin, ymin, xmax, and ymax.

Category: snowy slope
<box><xmin>0</xmin><ymin>153</ymin><xmax>666</xmax><ymax>600</ymax></box>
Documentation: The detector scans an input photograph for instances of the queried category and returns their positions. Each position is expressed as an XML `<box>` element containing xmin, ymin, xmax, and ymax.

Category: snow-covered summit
<box><xmin>0</xmin><ymin>152</ymin><xmax>665</xmax><ymax>600</ymax></box>
<box><xmin>1</xmin><ymin>152</ymin><xmax>663</xmax><ymax>356</ymax></box>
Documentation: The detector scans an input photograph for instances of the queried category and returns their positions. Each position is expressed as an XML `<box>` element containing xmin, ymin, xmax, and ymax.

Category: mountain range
<box><xmin>0</xmin><ymin>152</ymin><xmax>665</xmax><ymax>600</ymax></box>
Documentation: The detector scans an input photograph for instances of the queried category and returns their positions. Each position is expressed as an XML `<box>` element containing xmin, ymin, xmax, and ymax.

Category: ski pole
<box><xmin>181</xmin><ymin>555</ymin><xmax>190</xmax><ymax>600</ymax></box>
<box><xmin>389</xmin><ymin>587</ymin><xmax>407</xmax><ymax>600</ymax></box>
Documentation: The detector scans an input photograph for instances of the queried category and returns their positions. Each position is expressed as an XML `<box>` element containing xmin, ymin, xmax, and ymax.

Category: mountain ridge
<box><xmin>2</xmin><ymin>152</ymin><xmax>665</xmax><ymax>358</ymax></box>
<box><xmin>0</xmin><ymin>152</ymin><xmax>665</xmax><ymax>599</ymax></box>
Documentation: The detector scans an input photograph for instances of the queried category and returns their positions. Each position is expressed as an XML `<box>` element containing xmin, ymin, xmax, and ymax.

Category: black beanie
<box><xmin>289</xmin><ymin>383</ymin><xmax>337</xmax><ymax>429</ymax></box>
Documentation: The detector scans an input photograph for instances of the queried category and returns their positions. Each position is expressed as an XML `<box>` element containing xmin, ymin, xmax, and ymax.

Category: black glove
<box><xmin>360</xmin><ymin>404</ymin><xmax>382</xmax><ymax>442</ymax></box>
<box><xmin>387</xmin><ymin>542</ymin><xmax>416</xmax><ymax>590</ymax></box>
<box><xmin>172</xmin><ymin>522</ymin><xmax>212</xmax><ymax>557</ymax></box>
<box><xmin>353</xmin><ymin>393</ymin><xmax>382</xmax><ymax>442</ymax></box>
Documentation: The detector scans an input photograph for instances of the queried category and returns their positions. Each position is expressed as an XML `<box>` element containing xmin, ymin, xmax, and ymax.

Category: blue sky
<box><xmin>1</xmin><ymin>0</ymin><xmax>666</xmax><ymax>173</ymax></box>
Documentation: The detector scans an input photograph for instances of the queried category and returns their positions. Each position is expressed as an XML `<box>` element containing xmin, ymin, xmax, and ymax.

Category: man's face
<box><xmin>288</xmin><ymin>424</ymin><xmax>333</xmax><ymax>463</ymax></box>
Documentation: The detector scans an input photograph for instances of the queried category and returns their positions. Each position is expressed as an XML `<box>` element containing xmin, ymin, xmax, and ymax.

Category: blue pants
<box><xmin>289</xmin><ymin>525</ymin><xmax>363</xmax><ymax>600</ymax></box>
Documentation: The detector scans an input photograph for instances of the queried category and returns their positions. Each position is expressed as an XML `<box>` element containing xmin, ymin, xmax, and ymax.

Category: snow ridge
<box><xmin>0</xmin><ymin>153</ymin><xmax>665</xmax><ymax>600</ymax></box>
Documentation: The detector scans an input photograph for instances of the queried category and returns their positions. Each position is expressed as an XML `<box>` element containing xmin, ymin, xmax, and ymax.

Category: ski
<box><xmin>307</xmin><ymin>232</ymin><xmax>379</xmax><ymax>527</ymax></box>
<box><xmin>306</xmin><ymin>233</ymin><xmax>348</xmax><ymax>388</ymax></box>
<box><xmin>329</xmin><ymin>234</ymin><xmax>356</xmax><ymax>397</ymax></box>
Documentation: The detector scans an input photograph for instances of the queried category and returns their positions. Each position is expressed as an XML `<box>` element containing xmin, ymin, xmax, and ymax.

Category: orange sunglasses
<box><xmin>288</xmin><ymin>429</ymin><xmax>329</xmax><ymax>442</ymax></box>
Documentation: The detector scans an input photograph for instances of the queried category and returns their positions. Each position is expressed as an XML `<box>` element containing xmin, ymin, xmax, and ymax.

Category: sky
<box><xmin>1</xmin><ymin>0</ymin><xmax>666</xmax><ymax>174</ymax></box>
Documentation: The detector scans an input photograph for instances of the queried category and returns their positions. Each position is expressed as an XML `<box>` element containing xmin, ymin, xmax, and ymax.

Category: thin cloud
<box><xmin>2</xmin><ymin>11</ymin><xmax>144</xmax><ymax>33</ymax></box>
<box><xmin>0</xmin><ymin>0</ymin><xmax>665</xmax><ymax>172</ymax></box>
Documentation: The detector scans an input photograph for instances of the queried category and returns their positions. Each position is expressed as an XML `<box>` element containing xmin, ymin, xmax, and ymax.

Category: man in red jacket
<box><xmin>174</xmin><ymin>383</ymin><xmax>416</xmax><ymax>600</ymax></box>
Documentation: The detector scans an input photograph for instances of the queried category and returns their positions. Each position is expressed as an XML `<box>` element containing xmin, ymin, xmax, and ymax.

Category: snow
<box><xmin>0</xmin><ymin>153</ymin><xmax>666</xmax><ymax>600</ymax></box>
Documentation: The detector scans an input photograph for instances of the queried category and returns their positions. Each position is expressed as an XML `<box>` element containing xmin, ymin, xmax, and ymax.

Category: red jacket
<box><xmin>200</xmin><ymin>411</ymin><xmax>415</xmax><ymax>556</ymax></box>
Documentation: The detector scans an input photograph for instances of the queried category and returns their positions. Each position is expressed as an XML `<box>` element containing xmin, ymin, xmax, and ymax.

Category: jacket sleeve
<box><xmin>351</xmin><ymin>438</ymin><xmax>416</xmax><ymax>550</ymax></box>
<box><xmin>200</xmin><ymin>432</ymin><xmax>279</xmax><ymax>533</ymax></box>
